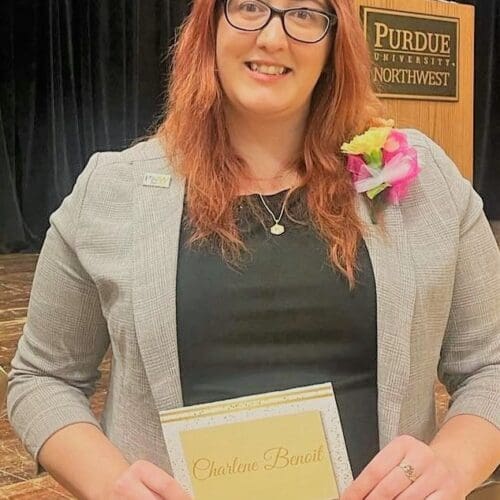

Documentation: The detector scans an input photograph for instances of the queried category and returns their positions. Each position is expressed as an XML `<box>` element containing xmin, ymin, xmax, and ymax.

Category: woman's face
<box><xmin>215</xmin><ymin>0</ymin><xmax>333</xmax><ymax>120</ymax></box>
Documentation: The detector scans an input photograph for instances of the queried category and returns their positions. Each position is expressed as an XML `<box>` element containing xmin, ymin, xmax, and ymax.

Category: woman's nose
<box><xmin>255</xmin><ymin>15</ymin><xmax>289</xmax><ymax>50</ymax></box>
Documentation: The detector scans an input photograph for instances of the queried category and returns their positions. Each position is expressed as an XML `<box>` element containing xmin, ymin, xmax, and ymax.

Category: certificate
<box><xmin>160</xmin><ymin>383</ymin><xmax>352</xmax><ymax>500</ymax></box>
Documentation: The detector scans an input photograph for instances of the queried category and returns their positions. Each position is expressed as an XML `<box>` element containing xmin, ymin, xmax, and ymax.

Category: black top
<box><xmin>176</xmin><ymin>190</ymin><xmax>379</xmax><ymax>477</ymax></box>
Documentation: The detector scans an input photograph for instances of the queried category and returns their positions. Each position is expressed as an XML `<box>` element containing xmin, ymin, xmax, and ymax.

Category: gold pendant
<box><xmin>270</xmin><ymin>224</ymin><xmax>285</xmax><ymax>235</ymax></box>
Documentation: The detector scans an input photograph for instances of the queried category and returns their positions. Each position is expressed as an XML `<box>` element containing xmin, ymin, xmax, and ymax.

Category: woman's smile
<box><xmin>244</xmin><ymin>61</ymin><xmax>293</xmax><ymax>83</ymax></box>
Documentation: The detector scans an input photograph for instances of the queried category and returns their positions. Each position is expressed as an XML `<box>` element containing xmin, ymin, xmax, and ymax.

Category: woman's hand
<box><xmin>340</xmin><ymin>435</ymin><xmax>466</xmax><ymax>500</ymax></box>
<box><xmin>105</xmin><ymin>460</ymin><xmax>192</xmax><ymax>500</ymax></box>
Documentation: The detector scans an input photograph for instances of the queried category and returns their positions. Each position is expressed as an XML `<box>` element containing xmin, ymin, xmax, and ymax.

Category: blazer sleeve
<box><xmin>423</xmin><ymin>135</ymin><xmax>500</xmax><ymax>430</ymax></box>
<box><xmin>7</xmin><ymin>153</ymin><xmax>110</xmax><ymax>467</ymax></box>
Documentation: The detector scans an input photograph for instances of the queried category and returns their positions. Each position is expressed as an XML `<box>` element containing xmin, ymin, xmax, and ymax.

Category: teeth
<box><xmin>249</xmin><ymin>63</ymin><xmax>288</xmax><ymax>75</ymax></box>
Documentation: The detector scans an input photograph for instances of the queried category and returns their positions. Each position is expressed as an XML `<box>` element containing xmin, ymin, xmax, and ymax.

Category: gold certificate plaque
<box><xmin>160</xmin><ymin>383</ymin><xmax>352</xmax><ymax>499</ymax></box>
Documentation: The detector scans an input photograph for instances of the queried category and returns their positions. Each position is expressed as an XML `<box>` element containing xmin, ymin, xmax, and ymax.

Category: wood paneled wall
<box><xmin>354</xmin><ymin>0</ymin><xmax>475</xmax><ymax>180</ymax></box>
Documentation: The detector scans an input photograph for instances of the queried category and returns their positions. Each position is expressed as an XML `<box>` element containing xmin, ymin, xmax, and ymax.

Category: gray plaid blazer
<box><xmin>7</xmin><ymin>130</ymin><xmax>500</xmax><ymax>474</ymax></box>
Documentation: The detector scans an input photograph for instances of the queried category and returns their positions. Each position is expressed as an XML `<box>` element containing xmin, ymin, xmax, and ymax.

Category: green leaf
<box><xmin>367</xmin><ymin>150</ymin><xmax>383</xmax><ymax>169</ymax></box>
<box><xmin>367</xmin><ymin>183</ymin><xmax>389</xmax><ymax>200</ymax></box>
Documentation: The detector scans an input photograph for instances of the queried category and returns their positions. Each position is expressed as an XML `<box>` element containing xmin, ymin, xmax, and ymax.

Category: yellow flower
<box><xmin>341</xmin><ymin>127</ymin><xmax>392</xmax><ymax>156</ymax></box>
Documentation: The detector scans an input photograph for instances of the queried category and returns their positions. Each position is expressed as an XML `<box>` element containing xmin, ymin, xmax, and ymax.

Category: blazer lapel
<box><xmin>132</xmin><ymin>155</ymin><xmax>185</xmax><ymax>412</ymax></box>
<box><xmin>358</xmin><ymin>198</ymin><xmax>416</xmax><ymax>448</ymax></box>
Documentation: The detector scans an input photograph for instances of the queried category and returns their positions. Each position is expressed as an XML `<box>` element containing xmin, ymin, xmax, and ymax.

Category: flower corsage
<box><xmin>341</xmin><ymin>126</ymin><xmax>421</xmax><ymax>214</ymax></box>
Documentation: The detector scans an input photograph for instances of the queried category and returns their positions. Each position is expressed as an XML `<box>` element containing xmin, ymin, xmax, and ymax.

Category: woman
<box><xmin>7</xmin><ymin>0</ymin><xmax>499</xmax><ymax>498</ymax></box>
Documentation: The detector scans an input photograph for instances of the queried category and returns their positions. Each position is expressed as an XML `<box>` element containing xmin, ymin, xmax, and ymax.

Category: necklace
<box><xmin>258</xmin><ymin>193</ymin><xmax>287</xmax><ymax>235</ymax></box>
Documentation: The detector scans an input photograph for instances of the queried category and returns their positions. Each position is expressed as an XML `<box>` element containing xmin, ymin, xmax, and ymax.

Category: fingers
<box><xmin>112</xmin><ymin>468</ymin><xmax>164</xmax><ymax>500</ymax></box>
<box><xmin>366</xmin><ymin>442</ymin><xmax>434</xmax><ymax>499</ymax></box>
<box><xmin>364</xmin><ymin>464</ymin><xmax>416</xmax><ymax>499</ymax></box>
<box><xmin>396</xmin><ymin>460</ymin><xmax>449</xmax><ymax>500</ymax></box>
<box><xmin>341</xmin><ymin>435</ymin><xmax>410</xmax><ymax>499</ymax></box>
<box><xmin>110</xmin><ymin>460</ymin><xmax>192</xmax><ymax>500</ymax></box>
<box><xmin>341</xmin><ymin>435</ymin><xmax>464</xmax><ymax>500</ymax></box>
<box><xmin>424</xmin><ymin>492</ymin><xmax>453</xmax><ymax>500</ymax></box>
<box><xmin>131</xmin><ymin>461</ymin><xmax>192</xmax><ymax>500</ymax></box>
<box><xmin>424</xmin><ymin>492</ymin><xmax>465</xmax><ymax>500</ymax></box>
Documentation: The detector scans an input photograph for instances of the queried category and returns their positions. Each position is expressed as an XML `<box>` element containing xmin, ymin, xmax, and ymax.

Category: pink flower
<box><xmin>343</xmin><ymin>127</ymin><xmax>421</xmax><ymax>205</ymax></box>
<box><xmin>383</xmin><ymin>130</ymin><xmax>420</xmax><ymax>203</ymax></box>
<box><xmin>385</xmin><ymin>148</ymin><xmax>421</xmax><ymax>204</ymax></box>
<box><xmin>347</xmin><ymin>154</ymin><xmax>372</xmax><ymax>182</ymax></box>
<box><xmin>383</xmin><ymin>129</ymin><xmax>409</xmax><ymax>164</ymax></box>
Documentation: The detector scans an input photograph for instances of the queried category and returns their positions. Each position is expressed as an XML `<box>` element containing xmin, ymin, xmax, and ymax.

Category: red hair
<box><xmin>156</xmin><ymin>0</ymin><xmax>384</xmax><ymax>287</ymax></box>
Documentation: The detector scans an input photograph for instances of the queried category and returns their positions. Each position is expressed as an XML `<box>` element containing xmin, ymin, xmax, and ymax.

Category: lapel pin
<box><xmin>143</xmin><ymin>173</ymin><xmax>171</xmax><ymax>188</ymax></box>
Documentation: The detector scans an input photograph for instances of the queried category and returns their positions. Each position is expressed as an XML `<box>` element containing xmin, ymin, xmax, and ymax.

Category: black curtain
<box><xmin>463</xmin><ymin>0</ymin><xmax>500</xmax><ymax>220</ymax></box>
<box><xmin>0</xmin><ymin>0</ymin><xmax>189</xmax><ymax>252</ymax></box>
<box><xmin>1</xmin><ymin>1</ymin><xmax>499</xmax><ymax>253</ymax></box>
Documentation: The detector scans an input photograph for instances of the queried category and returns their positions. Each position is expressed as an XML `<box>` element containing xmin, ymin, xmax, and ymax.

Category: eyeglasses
<box><xmin>221</xmin><ymin>0</ymin><xmax>337</xmax><ymax>44</ymax></box>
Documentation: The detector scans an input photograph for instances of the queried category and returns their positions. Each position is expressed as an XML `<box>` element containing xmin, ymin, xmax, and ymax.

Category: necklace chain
<box><xmin>258</xmin><ymin>193</ymin><xmax>287</xmax><ymax>235</ymax></box>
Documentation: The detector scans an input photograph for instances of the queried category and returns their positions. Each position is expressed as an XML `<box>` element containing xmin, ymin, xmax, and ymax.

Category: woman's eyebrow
<box><xmin>288</xmin><ymin>0</ymin><xmax>329</xmax><ymax>10</ymax></box>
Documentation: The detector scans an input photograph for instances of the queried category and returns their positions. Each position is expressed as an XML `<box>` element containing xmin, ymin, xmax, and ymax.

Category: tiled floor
<box><xmin>0</xmin><ymin>221</ymin><xmax>499</xmax><ymax>498</ymax></box>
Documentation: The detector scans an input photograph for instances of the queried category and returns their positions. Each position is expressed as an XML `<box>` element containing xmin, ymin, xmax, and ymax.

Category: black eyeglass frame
<box><xmin>220</xmin><ymin>0</ymin><xmax>338</xmax><ymax>44</ymax></box>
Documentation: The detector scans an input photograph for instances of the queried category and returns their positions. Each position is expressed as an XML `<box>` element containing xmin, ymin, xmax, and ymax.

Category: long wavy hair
<box><xmin>156</xmin><ymin>0</ymin><xmax>385</xmax><ymax>287</ymax></box>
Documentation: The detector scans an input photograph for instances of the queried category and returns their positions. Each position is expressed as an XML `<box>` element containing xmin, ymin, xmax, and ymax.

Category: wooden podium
<box><xmin>355</xmin><ymin>0</ymin><xmax>475</xmax><ymax>180</ymax></box>
<box><xmin>354</xmin><ymin>6</ymin><xmax>500</xmax><ymax>497</ymax></box>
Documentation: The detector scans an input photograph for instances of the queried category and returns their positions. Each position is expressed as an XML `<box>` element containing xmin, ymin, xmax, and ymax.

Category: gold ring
<box><xmin>399</xmin><ymin>463</ymin><xmax>418</xmax><ymax>483</ymax></box>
